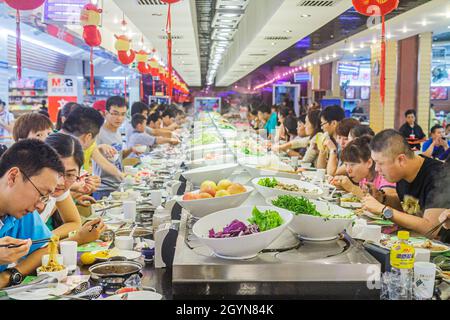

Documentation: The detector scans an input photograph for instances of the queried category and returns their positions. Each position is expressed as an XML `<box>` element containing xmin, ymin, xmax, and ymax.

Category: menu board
<box><xmin>44</xmin><ymin>0</ymin><xmax>103</xmax><ymax>25</ymax></box>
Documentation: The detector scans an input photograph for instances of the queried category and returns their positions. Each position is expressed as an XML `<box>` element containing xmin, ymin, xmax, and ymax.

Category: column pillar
<box><xmin>417</xmin><ymin>32</ymin><xmax>432</xmax><ymax>134</ymax></box>
<box><xmin>370</xmin><ymin>40</ymin><xmax>397</xmax><ymax>132</ymax></box>
<box><xmin>331</xmin><ymin>61</ymin><xmax>340</xmax><ymax>97</ymax></box>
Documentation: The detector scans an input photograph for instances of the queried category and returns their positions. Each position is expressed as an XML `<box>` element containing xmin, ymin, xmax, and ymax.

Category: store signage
<box><xmin>44</xmin><ymin>0</ymin><xmax>102</xmax><ymax>25</ymax></box>
<box><xmin>337</xmin><ymin>62</ymin><xmax>360</xmax><ymax>75</ymax></box>
<box><xmin>294</xmin><ymin>72</ymin><xmax>310</xmax><ymax>82</ymax></box>
<box><xmin>48</xmin><ymin>74</ymin><xmax>78</xmax><ymax>122</ymax></box>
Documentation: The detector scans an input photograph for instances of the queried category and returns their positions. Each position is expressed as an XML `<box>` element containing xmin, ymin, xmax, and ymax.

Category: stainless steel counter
<box><xmin>172</xmin><ymin>169</ymin><xmax>381</xmax><ymax>299</ymax></box>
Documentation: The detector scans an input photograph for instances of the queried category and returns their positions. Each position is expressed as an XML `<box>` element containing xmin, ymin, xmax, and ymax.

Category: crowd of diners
<box><xmin>247</xmin><ymin>102</ymin><xmax>450</xmax><ymax>243</ymax></box>
<box><xmin>0</xmin><ymin>96</ymin><xmax>449</xmax><ymax>289</ymax></box>
<box><xmin>0</xmin><ymin>97</ymin><xmax>185</xmax><ymax>288</ymax></box>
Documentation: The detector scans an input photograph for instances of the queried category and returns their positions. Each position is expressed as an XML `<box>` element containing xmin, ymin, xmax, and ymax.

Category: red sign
<box><xmin>48</xmin><ymin>74</ymin><xmax>78</xmax><ymax>122</ymax></box>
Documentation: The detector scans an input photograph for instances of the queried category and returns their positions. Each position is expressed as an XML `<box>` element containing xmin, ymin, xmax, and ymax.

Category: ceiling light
<box><xmin>303</xmin><ymin>63</ymin><xmax>307</xmax><ymax>68</ymax></box>
<box><xmin>285</xmin><ymin>30</ymin><xmax>292</xmax><ymax>33</ymax></box>
<box><xmin>360</xmin><ymin>43</ymin><xmax>364</xmax><ymax>48</ymax></box>
<box><xmin>300</xmin><ymin>14</ymin><xmax>311</xmax><ymax>18</ymax></box>
<box><xmin>332</xmin><ymin>53</ymin><xmax>337</xmax><ymax>58</ymax></box>
<box><xmin>349</xmin><ymin>46</ymin><xmax>354</xmax><ymax>53</ymax></box>
<box><xmin>421</xmin><ymin>20</ymin><xmax>427</xmax><ymax>26</ymax></box>
<box><xmin>402</xmin><ymin>27</ymin><xmax>408</xmax><ymax>33</ymax></box>
<box><xmin>307</xmin><ymin>62</ymin><xmax>311</xmax><ymax>67</ymax></box>
<box><xmin>221</xmin><ymin>13</ymin><xmax>240</xmax><ymax>18</ymax></box>
<box><xmin>325</xmin><ymin>55</ymin><xmax>330</xmax><ymax>61</ymax></box>
<box><xmin>372</xmin><ymin>38</ymin><xmax>377</xmax><ymax>44</ymax></box>
<box><xmin>386</xmin><ymin>33</ymin><xmax>392</xmax><ymax>39</ymax></box>
<box><xmin>446</xmin><ymin>11</ymin><xmax>450</xmax><ymax>18</ymax></box>
<box><xmin>319</xmin><ymin>58</ymin><xmax>323</xmax><ymax>63</ymax></box>
<box><xmin>271</xmin><ymin>42</ymin><xmax>276</xmax><ymax>46</ymax></box>
<box><xmin>113</xmin><ymin>17</ymin><xmax>119</xmax><ymax>24</ymax></box>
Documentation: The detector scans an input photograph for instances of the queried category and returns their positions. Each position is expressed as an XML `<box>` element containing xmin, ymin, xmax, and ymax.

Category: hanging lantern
<box><xmin>80</xmin><ymin>3</ymin><xmax>103</xmax><ymax>95</ymax></box>
<box><xmin>352</xmin><ymin>0</ymin><xmax>399</xmax><ymax>106</ymax></box>
<box><xmin>160</xmin><ymin>0</ymin><xmax>181</xmax><ymax>98</ymax></box>
<box><xmin>114</xmin><ymin>34</ymin><xmax>135</xmax><ymax>65</ymax></box>
<box><xmin>135</xmin><ymin>50</ymin><xmax>152</xmax><ymax>74</ymax></box>
<box><xmin>5</xmin><ymin>0</ymin><xmax>46</xmax><ymax>79</ymax></box>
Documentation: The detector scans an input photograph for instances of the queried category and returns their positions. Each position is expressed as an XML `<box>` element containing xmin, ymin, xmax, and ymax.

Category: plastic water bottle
<box><xmin>389</xmin><ymin>231</ymin><xmax>415</xmax><ymax>300</ymax></box>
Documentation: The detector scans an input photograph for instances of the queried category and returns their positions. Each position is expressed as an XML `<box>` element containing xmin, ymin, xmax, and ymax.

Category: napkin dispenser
<box><xmin>154</xmin><ymin>223</ymin><xmax>178</xmax><ymax>268</ymax></box>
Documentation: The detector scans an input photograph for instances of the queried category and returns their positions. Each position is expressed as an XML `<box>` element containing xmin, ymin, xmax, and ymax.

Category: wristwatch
<box><xmin>5</xmin><ymin>268</ymin><xmax>24</xmax><ymax>286</ymax></box>
<box><xmin>382</xmin><ymin>207</ymin><xmax>394</xmax><ymax>220</ymax></box>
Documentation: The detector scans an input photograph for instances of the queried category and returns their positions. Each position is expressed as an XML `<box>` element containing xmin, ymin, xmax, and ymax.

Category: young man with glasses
<box><xmin>0</xmin><ymin>139</ymin><xmax>65</xmax><ymax>287</ymax></box>
<box><xmin>93</xmin><ymin>96</ymin><xmax>142</xmax><ymax>199</ymax></box>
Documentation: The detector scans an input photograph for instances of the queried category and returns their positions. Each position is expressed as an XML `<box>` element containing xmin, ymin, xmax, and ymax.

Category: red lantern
<box><xmin>352</xmin><ymin>0</ymin><xmax>399</xmax><ymax>106</ymax></box>
<box><xmin>5</xmin><ymin>0</ymin><xmax>46</xmax><ymax>79</ymax></box>
<box><xmin>80</xmin><ymin>3</ymin><xmax>103</xmax><ymax>95</ymax></box>
<box><xmin>352</xmin><ymin>0</ymin><xmax>398</xmax><ymax>16</ymax></box>
<box><xmin>114</xmin><ymin>34</ymin><xmax>136</xmax><ymax>65</ymax></box>
<box><xmin>5</xmin><ymin>0</ymin><xmax>45</xmax><ymax>10</ymax></box>
<box><xmin>160</xmin><ymin>0</ymin><xmax>181</xmax><ymax>98</ymax></box>
<box><xmin>136</xmin><ymin>50</ymin><xmax>152</xmax><ymax>74</ymax></box>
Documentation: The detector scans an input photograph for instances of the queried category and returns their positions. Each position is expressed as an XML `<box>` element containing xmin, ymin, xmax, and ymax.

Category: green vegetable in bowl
<box><xmin>271</xmin><ymin>195</ymin><xmax>320</xmax><ymax>216</ymax></box>
<box><xmin>257</xmin><ymin>177</ymin><xmax>279</xmax><ymax>188</ymax></box>
<box><xmin>247</xmin><ymin>207</ymin><xmax>284</xmax><ymax>232</ymax></box>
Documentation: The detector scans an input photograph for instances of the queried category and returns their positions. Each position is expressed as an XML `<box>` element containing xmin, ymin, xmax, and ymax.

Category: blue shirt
<box><xmin>264</xmin><ymin>112</ymin><xmax>278</xmax><ymax>136</ymax></box>
<box><xmin>0</xmin><ymin>211</ymin><xmax>52</xmax><ymax>272</ymax></box>
<box><xmin>422</xmin><ymin>138</ymin><xmax>450</xmax><ymax>159</ymax></box>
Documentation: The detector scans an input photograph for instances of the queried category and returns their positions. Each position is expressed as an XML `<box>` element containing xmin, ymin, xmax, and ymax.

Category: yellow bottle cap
<box><xmin>398</xmin><ymin>231</ymin><xmax>410</xmax><ymax>240</ymax></box>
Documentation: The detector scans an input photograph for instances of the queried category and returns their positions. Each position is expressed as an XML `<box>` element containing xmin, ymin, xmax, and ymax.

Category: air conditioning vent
<box><xmin>297</xmin><ymin>0</ymin><xmax>337</xmax><ymax>7</ymax></box>
<box><xmin>264</xmin><ymin>36</ymin><xmax>291</xmax><ymax>41</ymax></box>
<box><xmin>137</xmin><ymin>0</ymin><xmax>166</xmax><ymax>5</ymax></box>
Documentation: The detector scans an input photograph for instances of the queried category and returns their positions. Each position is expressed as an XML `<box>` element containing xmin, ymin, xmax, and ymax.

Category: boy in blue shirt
<box><xmin>258</xmin><ymin>104</ymin><xmax>278</xmax><ymax>138</ymax></box>
<box><xmin>422</xmin><ymin>125</ymin><xmax>450</xmax><ymax>160</ymax></box>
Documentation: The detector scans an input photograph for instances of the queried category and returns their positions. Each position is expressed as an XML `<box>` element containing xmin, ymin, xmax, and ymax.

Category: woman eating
<box><xmin>331</xmin><ymin>136</ymin><xmax>396</xmax><ymax>199</ymax></box>
<box><xmin>42</xmin><ymin>133</ymin><xmax>97</xmax><ymax>238</ymax></box>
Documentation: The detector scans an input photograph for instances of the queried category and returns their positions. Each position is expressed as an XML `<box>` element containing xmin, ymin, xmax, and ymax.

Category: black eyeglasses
<box><xmin>320</xmin><ymin>121</ymin><xmax>329</xmax><ymax>128</ymax></box>
<box><xmin>63</xmin><ymin>172</ymin><xmax>80</xmax><ymax>184</ymax></box>
<box><xmin>21</xmin><ymin>170</ymin><xmax>51</xmax><ymax>205</ymax></box>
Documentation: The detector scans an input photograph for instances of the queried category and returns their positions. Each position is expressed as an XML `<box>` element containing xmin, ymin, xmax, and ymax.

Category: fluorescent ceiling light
<box><xmin>3</xmin><ymin>29</ymin><xmax>72</xmax><ymax>56</ymax></box>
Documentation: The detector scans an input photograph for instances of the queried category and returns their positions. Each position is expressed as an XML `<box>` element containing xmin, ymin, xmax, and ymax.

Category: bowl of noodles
<box><xmin>36</xmin><ymin>236</ymin><xmax>68</xmax><ymax>282</ymax></box>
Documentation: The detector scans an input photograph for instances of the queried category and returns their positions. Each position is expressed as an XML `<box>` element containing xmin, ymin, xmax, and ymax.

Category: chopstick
<box><xmin>424</xmin><ymin>218</ymin><xmax>448</xmax><ymax>239</ymax></box>
<box><xmin>1</xmin><ymin>238</ymin><xmax>50</xmax><ymax>249</ymax></box>
<box><xmin>89</xmin><ymin>204</ymin><xmax>117</xmax><ymax>232</ymax></box>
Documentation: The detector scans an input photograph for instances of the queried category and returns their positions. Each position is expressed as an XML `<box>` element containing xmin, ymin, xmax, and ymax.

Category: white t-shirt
<box><xmin>39</xmin><ymin>190</ymin><xmax>71</xmax><ymax>223</ymax></box>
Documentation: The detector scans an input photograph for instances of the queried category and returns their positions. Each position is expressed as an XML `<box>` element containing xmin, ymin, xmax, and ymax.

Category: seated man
<box><xmin>161</xmin><ymin>109</ymin><xmax>179</xmax><ymax>131</ymax></box>
<box><xmin>0</xmin><ymin>140</ymin><xmax>106</xmax><ymax>288</ymax></box>
<box><xmin>422</xmin><ymin>125</ymin><xmax>450</xmax><ymax>160</ymax></box>
<box><xmin>362</xmin><ymin>129</ymin><xmax>446</xmax><ymax>238</ymax></box>
<box><xmin>147</xmin><ymin>112</ymin><xmax>176</xmax><ymax>138</ymax></box>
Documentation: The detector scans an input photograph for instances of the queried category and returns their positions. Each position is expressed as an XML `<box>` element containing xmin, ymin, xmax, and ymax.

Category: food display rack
<box><xmin>172</xmin><ymin>114</ymin><xmax>381</xmax><ymax>299</ymax></box>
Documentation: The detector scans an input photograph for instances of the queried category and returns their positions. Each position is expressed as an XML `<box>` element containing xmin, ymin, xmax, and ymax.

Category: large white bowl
<box><xmin>181</xmin><ymin>163</ymin><xmax>239</xmax><ymax>186</ymax></box>
<box><xmin>242</xmin><ymin>164</ymin><xmax>301</xmax><ymax>180</ymax></box>
<box><xmin>267</xmin><ymin>196</ymin><xmax>355</xmax><ymax>241</ymax></box>
<box><xmin>175</xmin><ymin>186</ymin><xmax>254</xmax><ymax>218</ymax></box>
<box><xmin>186</xmin><ymin>154</ymin><xmax>235</xmax><ymax>170</ymax></box>
<box><xmin>252</xmin><ymin>176</ymin><xmax>323</xmax><ymax>199</ymax></box>
<box><xmin>193</xmin><ymin>206</ymin><xmax>293</xmax><ymax>259</ymax></box>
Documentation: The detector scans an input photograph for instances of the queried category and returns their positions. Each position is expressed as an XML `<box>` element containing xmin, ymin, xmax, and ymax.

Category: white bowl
<box><xmin>175</xmin><ymin>186</ymin><xmax>254</xmax><ymax>218</ymax></box>
<box><xmin>242</xmin><ymin>164</ymin><xmax>301</xmax><ymax>180</ymax></box>
<box><xmin>36</xmin><ymin>266</ymin><xmax>68</xmax><ymax>282</ymax></box>
<box><xmin>252</xmin><ymin>177</ymin><xmax>323</xmax><ymax>199</ymax></box>
<box><xmin>193</xmin><ymin>206</ymin><xmax>293</xmax><ymax>259</ymax></box>
<box><xmin>181</xmin><ymin>163</ymin><xmax>239</xmax><ymax>186</ymax></box>
<box><xmin>267</xmin><ymin>197</ymin><xmax>355</xmax><ymax>241</ymax></box>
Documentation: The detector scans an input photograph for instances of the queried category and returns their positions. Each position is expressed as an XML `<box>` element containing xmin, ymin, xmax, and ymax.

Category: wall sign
<box><xmin>48</xmin><ymin>74</ymin><xmax>78</xmax><ymax>122</ymax></box>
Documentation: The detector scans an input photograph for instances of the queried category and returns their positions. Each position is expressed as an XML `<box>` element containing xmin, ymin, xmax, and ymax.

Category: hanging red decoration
<box><xmin>161</xmin><ymin>0</ymin><xmax>181</xmax><ymax>99</ymax></box>
<box><xmin>80</xmin><ymin>3</ymin><xmax>102</xmax><ymax>96</ymax></box>
<box><xmin>352</xmin><ymin>0</ymin><xmax>399</xmax><ymax>106</ymax></box>
<box><xmin>114</xmin><ymin>35</ymin><xmax>136</xmax><ymax>65</ymax></box>
<box><xmin>136</xmin><ymin>50</ymin><xmax>152</xmax><ymax>74</ymax></box>
<box><xmin>4</xmin><ymin>0</ymin><xmax>46</xmax><ymax>80</ymax></box>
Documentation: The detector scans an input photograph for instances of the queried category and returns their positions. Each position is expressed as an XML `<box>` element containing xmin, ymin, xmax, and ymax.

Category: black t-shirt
<box><xmin>396</xmin><ymin>157</ymin><xmax>444</xmax><ymax>217</ymax></box>
<box><xmin>399</xmin><ymin>123</ymin><xmax>426</xmax><ymax>150</ymax></box>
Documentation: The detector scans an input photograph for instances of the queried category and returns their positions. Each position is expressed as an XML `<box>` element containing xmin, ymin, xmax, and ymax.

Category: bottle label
<box><xmin>390</xmin><ymin>242</ymin><xmax>415</xmax><ymax>269</ymax></box>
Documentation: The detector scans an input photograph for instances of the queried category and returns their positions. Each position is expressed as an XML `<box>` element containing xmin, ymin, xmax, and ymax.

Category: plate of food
<box><xmin>380</xmin><ymin>237</ymin><xmax>450</xmax><ymax>255</ymax></box>
<box><xmin>252</xmin><ymin>177</ymin><xmax>323</xmax><ymax>199</ymax></box>
<box><xmin>339</xmin><ymin>194</ymin><xmax>362</xmax><ymax>209</ymax></box>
